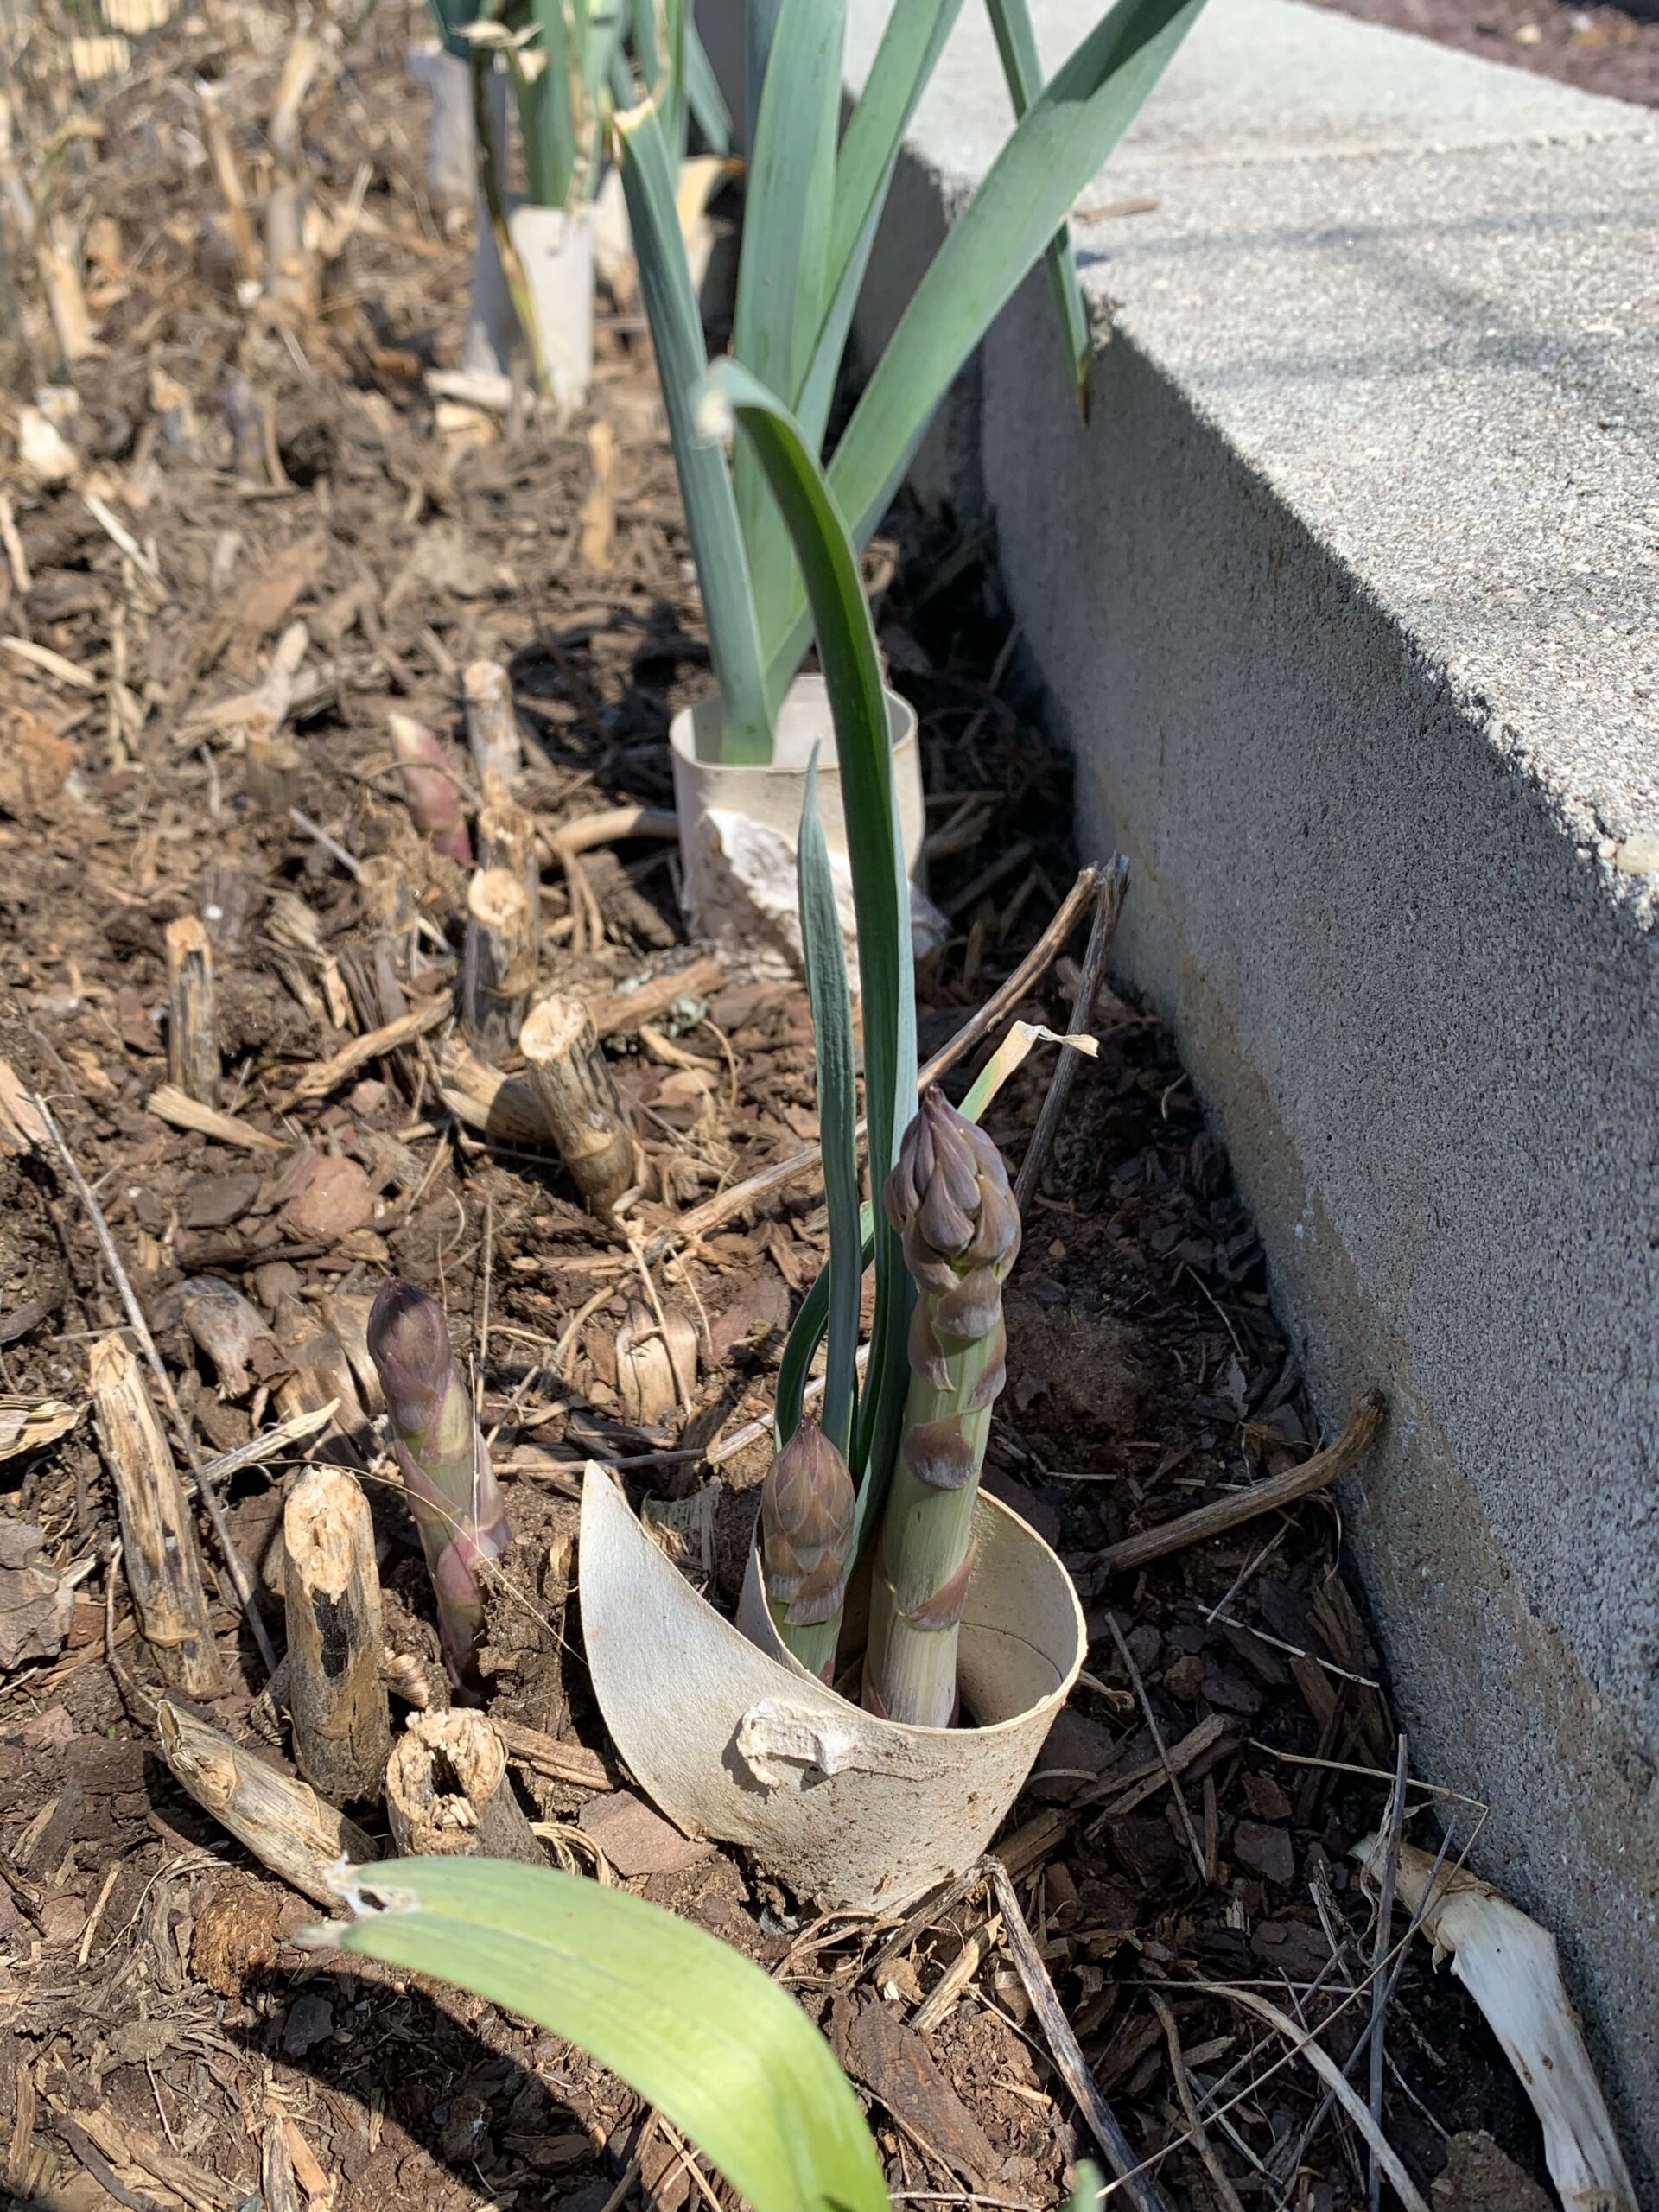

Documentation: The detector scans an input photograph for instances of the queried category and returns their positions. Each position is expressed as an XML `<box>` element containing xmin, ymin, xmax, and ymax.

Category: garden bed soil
<box><xmin>1311</xmin><ymin>0</ymin><xmax>1659</xmax><ymax>106</ymax></box>
<box><xmin>0</xmin><ymin>10</ymin><xmax>1560</xmax><ymax>2211</ymax></box>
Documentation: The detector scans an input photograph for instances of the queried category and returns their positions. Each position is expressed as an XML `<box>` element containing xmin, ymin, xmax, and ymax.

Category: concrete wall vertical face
<box><xmin>977</xmin><ymin>276</ymin><xmax>1659</xmax><ymax>2168</ymax></box>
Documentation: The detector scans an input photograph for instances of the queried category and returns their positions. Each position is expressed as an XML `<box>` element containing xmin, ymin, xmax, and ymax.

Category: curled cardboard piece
<box><xmin>580</xmin><ymin>1463</ymin><xmax>1084</xmax><ymax>1914</ymax></box>
<box><xmin>668</xmin><ymin>676</ymin><xmax>944</xmax><ymax>985</ymax></box>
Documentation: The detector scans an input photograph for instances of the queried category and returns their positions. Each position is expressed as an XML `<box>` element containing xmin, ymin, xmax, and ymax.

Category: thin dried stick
<box><xmin>1147</xmin><ymin>1993</ymin><xmax>1246</xmax><ymax>2212</ymax></box>
<box><xmin>186</xmin><ymin>1403</ymin><xmax>340</xmax><ymax>1495</ymax></box>
<box><xmin>92</xmin><ymin>1338</ymin><xmax>222</xmax><ymax>1699</ymax></box>
<box><xmin>1367</xmin><ymin>1733</ymin><xmax>1410</xmax><ymax>2212</ymax></box>
<box><xmin>1189</xmin><ymin>1982</ymin><xmax>1429</xmax><ymax>2212</ymax></box>
<box><xmin>280</xmin><ymin>993</ymin><xmax>452</xmax><ymax>1107</ymax></box>
<box><xmin>33</xmin><ymin>1095</ymin><xmax>276</xmax><ymax>1674</ymax></box>
<box><xmin>1095</xmin><ymin>1394</ymin><xmax>1384</xmax><ymax>1576</ymax></box>
<box><xmin>987</xmin><ymin>1857</ymin><xmax>1173</xmax><ymax>2212</ymax></box>
<box><xmin>1104</xmin><ymin>1614</ymin><xmax>1207</xmax><ymax>1884</ymax></box>
<box><xmin>1014</xmin><ymin>856</ymin><xmax>1127</xmax><ymax>1211</ymax></box>
<box><xmin>647</xmin><ymin>867</ymin><xmax>1103</xmax><ymax>1257</ymax></box>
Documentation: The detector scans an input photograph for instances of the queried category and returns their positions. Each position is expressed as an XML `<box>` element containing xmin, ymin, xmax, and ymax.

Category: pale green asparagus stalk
<box><xmin>863</xmin><ymin>1086</ymin><xmax>1021</xmax><ymax>1726</ymax></box>
<box><xmin>760</xmin><ymin>1415</ymin><xmax>855</xmax><ymax>1684</ymax></box>
<box><xmin>367</xmin><ymin>1276</ymin><xmax>509</xmax><ymax>1698</ymax></box>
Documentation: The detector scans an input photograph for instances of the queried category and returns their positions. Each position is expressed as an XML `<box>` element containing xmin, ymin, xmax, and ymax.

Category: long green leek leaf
<box><xmin>732</xmin><ymin>0</ymin><xmax>844</xmax><ymax>649</ymax></box>
<box><xmin>616</xmin><ymin>97</ymin><xmax>771</xmax><ymax>760</ymax></box>
<box><xmin>313</xmin><ymin>1859</ymin><xmax>887</xmax><ymax>2212</ymax></box>
<box><xmin>683</xmin><ymin>16</ymin><xmax>734</xmax><ymax>154</ymax></box>
<box><xmin>984</xmin><ymin>0</ymin><xmax>1093</xmax><ymax>416</ymax></box>
<box><xmin>793</xmin><ymin>0</ymin><xmax>965</xmax><ymax>462</ymax></box>
<box><xmin>702</xmin><ymin>360</ymin><xmax>917</xmax><ymax>1520</ymax></box>
<box><xmin>745</xmin><ymin>0</ymin><xmax>781</xmax><ymax>162</ymax></box>
<box><xmin>797</xmin><ymin>754</ymin><xmax>861</xmax><ymax>1459</ymax></box>
<box><xmin>425</xmin><ymin>0</ymin><xmax>471</xmax><ymax>60</ymax></box>
<box><xmin>776</xmin><ymin>1202</ymin><xmax>874</xmax><ymax>1454</ymax></box>
<box><xmin>762</xmin><ymin>0</ymin><xmax>1208</xmax><ymax>686</ymax></box>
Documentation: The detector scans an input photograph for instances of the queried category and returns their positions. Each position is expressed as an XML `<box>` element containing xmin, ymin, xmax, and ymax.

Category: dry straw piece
<box><xmin>283</xmin><ymin>1465</ymin><xmax>391</xmax><ymax>1804</ymax></box>
<box><xmin>91</xmin><ymin>1336</ymin><xmax>221</xmax><ymax>1698</ymax></box>
<box><xmin>1356</xmin><ymin>1834</ymin><xmax>1637</xmax><ymax>2212</ymax></box>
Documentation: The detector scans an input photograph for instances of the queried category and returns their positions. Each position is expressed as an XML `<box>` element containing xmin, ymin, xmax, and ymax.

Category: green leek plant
<box><xmin>699</xmin><ymin>360</ymin><xmax>1039</xmax><ymax>1725</ymax></box>
<box><xmin>423</xmin><ymin>0</ymin><xmax>730</xmax><ymax>392</ymax></box>
<box><xmin>617</xmin><ymin>0</ymin><xmax>1207</xmax><ymax>763</ymax></box>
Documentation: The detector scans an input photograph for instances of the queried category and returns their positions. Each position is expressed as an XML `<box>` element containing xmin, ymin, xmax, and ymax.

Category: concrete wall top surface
<box><xmin>847</xmin><ymin>0</ymin><xmax>1659</xmax><ymax>872</ymax></box>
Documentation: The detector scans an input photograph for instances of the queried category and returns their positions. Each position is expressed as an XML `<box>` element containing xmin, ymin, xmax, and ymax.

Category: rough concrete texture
<box><xmin>830</xmin><ymin>0</ymin><xmax>1659</xmax><ymax>2176</ymax></box>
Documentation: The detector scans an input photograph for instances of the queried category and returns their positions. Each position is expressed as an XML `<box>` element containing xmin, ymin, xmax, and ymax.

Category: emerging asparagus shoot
<box><xmin>760</xmin><ymin>1416</ymin><xmax>856</xmax><ymax>1684</ymax></box>
<box><xmin>367</xmin><ymin>1276</ymin><xmax>508</xmax><ymax>1696</ymax></box>
<box><xmin>864</xmin><ymin>1087</ymin><xmax>1021</xmax><ymax>1726</ymax></box>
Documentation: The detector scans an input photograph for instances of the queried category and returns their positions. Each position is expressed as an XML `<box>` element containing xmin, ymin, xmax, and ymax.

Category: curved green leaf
<box><xmin>798</xmin><ymin>754</ymin><xmax>861</xmax><ymax>1459</ymax></box>
<box><xmin>683</xmin><ymin>16</ymin><xmax>733</xmax><ymax>154</ymax></box>
<box><xmin>314</xmin><ymin>1859</ymin><xmax>887</xmax><ymax>2212</ymax></box>
<box><xmin>616</xmin><ymin>95</ymin><xmax>770</xmax><ymax>760</ymax></box>
<box><xmin>775</xmin><ymin>1202</ymin><xmax>874</xmax><ymax>1453</ymax></box>
<box><xmin>702</xmin><ymin>359</ymin><xmax>917</xmax><ymax>1529</ymax></box>
<box><xmin>984</xmin><ymin>0</ymin><xmax>1093</xmax><ymax>416</ymax></box>
<box><xmin>792</xmin><ymin>0</ymin><xmax>966</xmax><ymax>464</ymax></box>
<box><xmin>732</xmin><ymin>0</ymin><xmax>844</xmax><ymax>650</ymax></box>
<box><xmin>760</xmin><ymin>0</ymin><xmax>1208</xmax><ymax>683</ymax></box>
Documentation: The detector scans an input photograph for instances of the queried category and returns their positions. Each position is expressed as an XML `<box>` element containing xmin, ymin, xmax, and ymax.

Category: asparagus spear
<box><xmin>760</xmin><ymin>1415</ymin><xmax>855</xmax><ymax>1683</ymax></box>
<box><xmin>864</xmin><ymin>1086</ymin><xmax>1021</xmax><ymax>1726</ymax></box>
<box><xmin>367</xmin><ymin>1276</ymin><xmax>508</xmax><ymax>1696</ymax></box>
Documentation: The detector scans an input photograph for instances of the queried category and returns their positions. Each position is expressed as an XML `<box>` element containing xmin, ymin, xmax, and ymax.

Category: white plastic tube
<box><xmin>580</xmin><ymin>1464</ymin><xmax>1085</xmax><ymax>1915</ymax></box>
<box><xmin>670</xmin><ymin>674</ymin><xmax>938</xmax><ymax>978</ymax></box>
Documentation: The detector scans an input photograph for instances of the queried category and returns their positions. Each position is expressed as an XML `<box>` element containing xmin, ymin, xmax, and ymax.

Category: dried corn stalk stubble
<box><xmin>366</xmin><ymin>1277</ymin><xmax>508</xmax><ymax>1695</ymax></box>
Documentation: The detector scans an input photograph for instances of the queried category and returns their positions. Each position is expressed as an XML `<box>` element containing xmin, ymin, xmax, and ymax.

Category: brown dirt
<box><xmin>0</xmin><ymin>8</ymin><xmax>1556</xmax><ymax>2212</ymax></box>
<box><xmin>1309</xmin><ymin>0</ymin><xmax>1659</xmax><ymax>106</ymax></box>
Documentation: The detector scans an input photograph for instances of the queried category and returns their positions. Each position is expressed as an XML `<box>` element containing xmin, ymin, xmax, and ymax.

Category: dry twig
<box><xmin>987</xmin><ymin>1856</ymin><xmax>1173</xmax><ymax>2212</ymax></box>
<box><xmin>1095</xmin><ymin>1394</ymin><xmax>1384</xmax><ymax>1576</ymax></box>
<box><xmin>1014</xmin><ymin>855</ymin><xmax>1127</xmax><ymax>1211</ymax></box>
<box><xmin>33</xmin><ymin>1094</ymin><xmax>276</xmax><ymax>1672</ymax></box>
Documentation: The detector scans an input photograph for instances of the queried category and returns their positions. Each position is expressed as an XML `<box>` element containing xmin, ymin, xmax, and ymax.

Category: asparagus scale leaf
<box><xmin>864</xmin><ymin>1088</ymin><xmax>1021</xmax><ymax>1726</ymax></box>
<box><xmin>760</xmin><ymin>1415</ymin><xmax>856</xmax><ymax>1682</ymax></box>
<box><xmin>367</xmin><ymin>1276</ymin><xmax>509</xmax><ymax>1695</ymax></box>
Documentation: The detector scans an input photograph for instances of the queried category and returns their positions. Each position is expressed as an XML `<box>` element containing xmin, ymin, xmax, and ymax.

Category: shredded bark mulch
<box><xmin>0</xmin><ymin>8</ymin><xmax>1562</xmax><ymax>2211</ymax></box>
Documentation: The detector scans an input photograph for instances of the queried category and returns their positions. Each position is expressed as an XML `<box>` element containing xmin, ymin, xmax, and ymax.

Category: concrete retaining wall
<box><xmin>704</xmin><ymin>0</ymin><xmax>1659</xmax><ymax>2174</ymax></box>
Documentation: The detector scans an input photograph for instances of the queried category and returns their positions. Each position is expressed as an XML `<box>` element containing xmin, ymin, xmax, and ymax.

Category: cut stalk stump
<box><xmin>156</xmin><ymin>1699</ymin><xmax>379</xmax><ymax>1910</ymax></box>
<box><xmin>478</xmin><ymin>800</ymin><xmax>542</xmax><ymax>938</ymax></box>
<box><xmin>463</xmin><ymin>659</ymin><xmax>521</xmax><ymax>809</ymax></box>
<box><xmin>385</xmin><ymin>1708</ymin><xmax>543</xmax><ymax>1865</ymax></box>
<box><xmin>164</xmin><ymin>914</ymin><xmax>219</xmax><ymax>1108</ymax></box>
<box><xmin>283</xmin><ymin>1465</ymin><xmax>390</xmax><ymax>1804</ymax></box>
<box><xmin>463</xmin><ymin>866</ymin><xmax>536</xmax><ymax>1059</ymax></box>
<box><xmin>91</xmin><ymin>1335</ymin><xmax>223</xmax><ymax>1698</ymax></box>
<box><xmin>521</xmin><ymin>993</ymin><xmax>636</xmax><ymax>1219</ymax></box>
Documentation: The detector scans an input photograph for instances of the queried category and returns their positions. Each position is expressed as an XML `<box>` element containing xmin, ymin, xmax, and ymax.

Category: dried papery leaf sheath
<box><xmin>864</xmin><ymin>1086</ymin><xmax>1020</xmax><ymax>1726</ymax></box>
<box><xmin>366</xmin><ymin>1277</ymin><xmax>508</xmax><ymax>1694</ymax></box>
<box><xmin>760</xmin><ymin>1417</ymin><xmax>855</xmax><ymax>1682</ymax></box>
